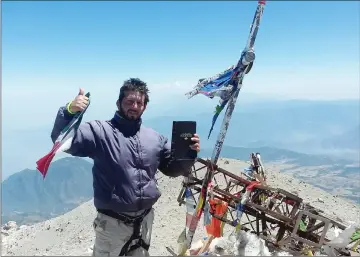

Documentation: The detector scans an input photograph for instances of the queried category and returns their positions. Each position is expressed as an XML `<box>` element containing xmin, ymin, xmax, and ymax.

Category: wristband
<box><xmin>66</xmin><ymin>102</ymin><xmax>76</xmax><ymax>115</ymax></box>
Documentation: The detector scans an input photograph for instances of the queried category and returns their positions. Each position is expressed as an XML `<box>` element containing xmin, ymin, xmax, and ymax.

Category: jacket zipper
<box><xmin>135</xmin><ymin>135</ymin><xmax>142</xmax><ymax>201</ymax></box>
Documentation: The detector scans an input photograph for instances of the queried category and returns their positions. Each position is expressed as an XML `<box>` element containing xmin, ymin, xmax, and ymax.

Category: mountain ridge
<box><xmin>2</xmin><ymin>144</ymin><xmax>359</xmax><ymax>226</ymax></box>
<box><xmin>2</xmin><ymin>157</ymin><xmax>359</xmax><ymax>256</ymax></box>
<box><xmin>3</xmin><ymin>98</ymin><xmax>359</xmax><ymax>179</ymax></box>
<box><xmin>2</xmin><ymin>157</ymin><xmax>93</xmax><ymax>225</ymax></box>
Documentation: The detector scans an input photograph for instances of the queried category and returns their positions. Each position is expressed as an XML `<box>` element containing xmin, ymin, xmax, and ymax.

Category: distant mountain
<box><xmin>2</xmin><ymin>98</ymin><xmax>359</xmax><ymax>223</ymax></box>
<box><xmin>199</xmin><ymin>145</ymin><xmax>354</xmax><ymax>167</ymax></box>
<box><xmin>2</xmin><ymin>143</ymin><xmax>358</xmax><ymax>226</ymax></box>
<box><xmin>143</xmin><ymin>99</ymin><xmax>360</xmax><ymax>159</ymax></box>
<box><xmin>321</xmin><ymin>124</ymin><xmax>360</xmax><ymax>150</ymax></box>
<box><xmin>1</xmin><ymin>157</ymin><xmax>93</xmax><ymax>225</ymax></box>
<box><xmin>199</xmin><ymin>145</ymin><xmax>359</xmax><ymax>203</ymax></box>
<box><xmin>3</xmin><ymin>99</ymin><xmax>358</xmax><ymax>179</ymax></box>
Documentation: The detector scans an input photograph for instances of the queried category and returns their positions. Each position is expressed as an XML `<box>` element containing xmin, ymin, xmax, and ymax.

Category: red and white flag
<box><xmin>36</xmin><ymin>92</ymin><xmax>91</xmax><ymax>178</ymax></box>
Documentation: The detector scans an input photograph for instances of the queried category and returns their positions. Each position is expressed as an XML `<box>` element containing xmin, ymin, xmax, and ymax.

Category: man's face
<box><xmin>118</xmin><ymin>90</ymin><xmax>146</xmax><ymax>120</ymax></box>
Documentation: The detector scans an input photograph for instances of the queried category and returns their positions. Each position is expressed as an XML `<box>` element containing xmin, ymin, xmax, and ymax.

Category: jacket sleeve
<box><xmin>50</xmin><ymin>105</ymin><xmax>97</xmax><ymax>158</ymax></box>
<box><xmin>157</xmin><ymin>135</ymin><xmax>195</xmax><ymax>177</ymax></box>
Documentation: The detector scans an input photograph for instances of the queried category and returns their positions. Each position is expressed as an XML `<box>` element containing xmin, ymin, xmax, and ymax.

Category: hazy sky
<box><xmin>2</xmin><ymin>1</ymin><xmax>359</xmax><ymax>178</ymax></box>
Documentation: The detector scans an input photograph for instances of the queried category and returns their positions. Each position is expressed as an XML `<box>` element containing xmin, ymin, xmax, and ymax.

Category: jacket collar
<box><xmin>111</xmin><ymin>111</ymin><xmax>142</xmax><ymax>136</ymax></box>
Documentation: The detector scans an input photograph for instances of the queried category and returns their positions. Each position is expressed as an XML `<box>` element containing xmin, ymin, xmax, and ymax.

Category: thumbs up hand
<box><xmin>68</xmin><ymin>88</ymin><xmax>89</xmax><ymax>113</ymax></box>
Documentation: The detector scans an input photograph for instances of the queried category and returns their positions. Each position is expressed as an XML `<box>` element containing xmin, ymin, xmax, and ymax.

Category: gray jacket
<box><xmin>51</xmin><ymin>106</ymin><xmax>194</xmax><ymax>213</ymax></box>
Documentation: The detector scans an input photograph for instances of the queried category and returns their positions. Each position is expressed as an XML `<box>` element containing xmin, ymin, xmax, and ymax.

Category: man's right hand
<box><xmin>69</xmin><ymin>88</ymin><xmax>89</xmax><ymax>113</ymax></box>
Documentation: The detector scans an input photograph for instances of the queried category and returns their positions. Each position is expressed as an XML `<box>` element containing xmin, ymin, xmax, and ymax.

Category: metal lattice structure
<box><xmin>176</xmin><ymin>156</ymin><xmax>350</xmax><ymax>256</ymax></box>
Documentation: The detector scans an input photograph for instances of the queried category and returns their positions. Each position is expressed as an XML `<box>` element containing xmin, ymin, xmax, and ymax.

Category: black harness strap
<box><xmin>96</xmin><ymin>208</ymin><xmax>151</xmax><ymax>256</ymax></box>
<box><xmin>118</xmin><ymin>218</ymin><xmax>150</xmax><ymax>256</ymax></box>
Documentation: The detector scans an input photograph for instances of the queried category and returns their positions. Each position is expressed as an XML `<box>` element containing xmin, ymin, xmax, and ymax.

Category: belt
<box><xmin>96</xmin><ymin>208</ymin><xmax>152</xmax><ymax>256</ymax></box>
<box><xmin>97</xmin><ymin>208</ymin><xmax>150</xmax><ymax>225</ymax></box>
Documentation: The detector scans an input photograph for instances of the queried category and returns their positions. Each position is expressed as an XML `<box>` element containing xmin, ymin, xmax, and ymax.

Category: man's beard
<box><xmin>119</xmin><ymin>107</ymin><xmax>142</xmax><ymax>121</ymax></box>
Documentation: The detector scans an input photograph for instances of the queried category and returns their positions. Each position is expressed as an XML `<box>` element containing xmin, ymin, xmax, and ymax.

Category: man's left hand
<box><xmin>190</xmin><ymin>134</ymin><xmax>200</xmax><ymax>153</ymax></box>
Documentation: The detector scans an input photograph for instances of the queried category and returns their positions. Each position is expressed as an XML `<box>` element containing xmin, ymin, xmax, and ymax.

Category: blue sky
<box><xmin>3</xmin><ymin>0</ymin><xmax>359</xmax><ymax>126</ymax></box>
<box><xmin>3</xmin><ymin>1</ymin><xmax>359</xmax><ymax>93</ymax></box>
<box><xmin>2</xmin><ymin>1</ymin><xmax>360</xmax><ymax>178</ymax></box>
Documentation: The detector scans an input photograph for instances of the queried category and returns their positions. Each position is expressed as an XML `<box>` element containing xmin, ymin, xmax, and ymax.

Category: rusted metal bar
<box><xmin>306</xmin><ymin>221</ymin><xmax>325</xmax><ymax>233</ymax></box>
<box><xmin>245</xmin><ymin>213</ymin><xmax>257</xmax><ymax>232</ymax></box>
<box><xmin>247</xmin><ymin>202</ymin><xmax>293</xmax><ymax>223</ymax></box>
<box><xmin>256</xmin><ymin>212</ymin><xmax>260</xmax><ymax>236</ymax></box>
<box><xmin>197</xmin><ymin>158</ymin><xmax>280</xmax><ymax>192</ymax></box>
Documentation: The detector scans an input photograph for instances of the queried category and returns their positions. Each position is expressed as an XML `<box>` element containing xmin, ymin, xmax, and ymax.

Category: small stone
<box><xmin>3</xmin><ymin>221</ymin><xmax>17</xmax><ymax>231</ymax></box>
<box><xmin>317</xmin><ymin>198</ymin><xmax>324</xmax><ymax>203</ymax></box>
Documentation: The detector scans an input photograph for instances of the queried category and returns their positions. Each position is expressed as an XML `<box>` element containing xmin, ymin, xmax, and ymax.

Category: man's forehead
<box><xmin>124</xmin><ymin>90</ymin><xmax>144</xmax><ymax>100</ymax></box>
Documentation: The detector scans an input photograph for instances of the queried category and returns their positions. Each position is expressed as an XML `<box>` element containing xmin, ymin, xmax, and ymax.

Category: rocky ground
<box><xmin>2</xmin><ymin>158</ymin><xmax>359</xmax><ymax>256</ymax></box>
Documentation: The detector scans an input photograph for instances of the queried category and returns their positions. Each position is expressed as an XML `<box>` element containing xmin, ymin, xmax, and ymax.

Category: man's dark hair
<box><xmin>119</xmin><ymin>78</ymin><xmax>150</xmax><ymax>105</ymax></box>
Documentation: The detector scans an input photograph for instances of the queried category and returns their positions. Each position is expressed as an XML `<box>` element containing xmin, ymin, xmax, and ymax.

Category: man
<box><xmin>50</xmin><ymin>78</ymin><xmax>201</xmax><ymax>256</ymax></box>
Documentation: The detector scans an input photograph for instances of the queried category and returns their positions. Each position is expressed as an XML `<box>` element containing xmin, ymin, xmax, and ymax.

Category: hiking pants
<box><xmin>92</xmin><ymin>208</ymin><xmax>154</xmax><ymax>257</ymax></box>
